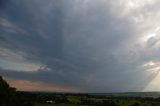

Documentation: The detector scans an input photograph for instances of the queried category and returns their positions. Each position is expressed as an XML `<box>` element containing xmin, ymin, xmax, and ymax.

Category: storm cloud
<box><xmin>0</xmin><ymin>0</ymin><xmax>160</xmax><ymax>92</ymax></box>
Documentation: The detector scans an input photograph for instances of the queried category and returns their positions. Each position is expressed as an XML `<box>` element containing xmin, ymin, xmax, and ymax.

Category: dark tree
<box><xmin>0</xmin><ymin>76</ymin><xmax>16</xmax><ymax>106</ymax></box>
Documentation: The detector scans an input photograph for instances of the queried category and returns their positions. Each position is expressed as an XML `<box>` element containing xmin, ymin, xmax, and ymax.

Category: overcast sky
<box><xmin>0</xmin><ymin>0</ymin><xmax>160</xmax><ymax>93</ymax></box>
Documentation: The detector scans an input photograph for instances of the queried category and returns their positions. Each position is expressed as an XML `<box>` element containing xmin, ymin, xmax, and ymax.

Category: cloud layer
<box><xmin>0</xmin><ymin>0</ymin><xmax>160</xmax><ymax>92</ymax></box>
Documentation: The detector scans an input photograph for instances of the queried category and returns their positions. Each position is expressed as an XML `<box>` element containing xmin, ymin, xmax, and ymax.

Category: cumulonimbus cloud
<box><xmin>0</xmin><ymin>0</ymin><xmax>160</xmax><ymax>92</ymax></box>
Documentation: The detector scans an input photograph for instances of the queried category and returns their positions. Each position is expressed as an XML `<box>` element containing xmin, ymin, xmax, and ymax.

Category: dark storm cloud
<box><xmin>0</xmin><ymin>0</ymin><xmax>159</xmax><ymax>92</ymax></box>
<box><xmin>0</xmin><ymin>0</ymin><xmax>8</xmax><ymax>9</ymax></box>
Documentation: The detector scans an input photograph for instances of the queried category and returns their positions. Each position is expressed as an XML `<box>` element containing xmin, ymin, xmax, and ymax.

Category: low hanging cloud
<box><xmin>0</xmin><ymin>0</ymin><xmax>160</xmax><ymax>92</ymax></box>
<box><xmin>0</xmin><ymin>47</ymin><xmax>48</xmax><ymax>72</ymax></box>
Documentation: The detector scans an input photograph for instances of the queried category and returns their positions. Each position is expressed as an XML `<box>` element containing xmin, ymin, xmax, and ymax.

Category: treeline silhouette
<box><xmin>0</xmin><ymin>76</ymin><xmax>69</xmax><ymax>106</ymax></box>
<box><xmin>0</xmin><ymin>76</ymin><xmax>39</xmax><ymax>106</ymax></box>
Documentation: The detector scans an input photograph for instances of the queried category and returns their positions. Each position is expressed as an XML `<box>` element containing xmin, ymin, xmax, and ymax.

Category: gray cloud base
<box><xmin>0</xmin><ymin>0</ymin><xmax>158</xmax><ymax>92</ymax></box>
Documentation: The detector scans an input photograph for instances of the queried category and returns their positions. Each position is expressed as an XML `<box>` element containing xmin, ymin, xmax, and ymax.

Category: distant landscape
<box><xmin>1</xmin><ymin>76</ymin><xmax>160</xmax><ymax>106</ymax></box>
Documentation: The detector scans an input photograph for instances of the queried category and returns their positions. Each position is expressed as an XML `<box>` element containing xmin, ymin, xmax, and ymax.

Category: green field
<box><xmin>34</xmin><ymin>95</ymin><xmax>160</xmax><ymax>106</ymax></box>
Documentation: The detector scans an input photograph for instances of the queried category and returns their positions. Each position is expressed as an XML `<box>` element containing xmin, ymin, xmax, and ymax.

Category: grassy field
<box><xmin>34</xmin><ymin>95</ymin><xmax>160</xmax><ymax>106</ymax></box>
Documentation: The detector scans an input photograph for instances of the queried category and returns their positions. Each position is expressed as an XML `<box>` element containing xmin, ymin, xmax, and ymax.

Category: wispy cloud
<box><xmin>0</xmin><ymin>47</ymin><xmax>48</xmax><ymax>72</ymax></box>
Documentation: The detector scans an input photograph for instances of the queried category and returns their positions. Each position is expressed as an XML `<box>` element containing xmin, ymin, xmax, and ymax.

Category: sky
<box><xmin>0</xmin><ymin>0</ymin><xmax>160</xmax><ymax>93</ymax></box>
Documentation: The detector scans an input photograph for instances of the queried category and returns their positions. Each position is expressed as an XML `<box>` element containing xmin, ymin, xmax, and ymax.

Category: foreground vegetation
<box><xmin>1</xmin><ymin>76</ymin><xmax>160</xmax><ymax>106</ymax></box>
<box><xmin>34</xmin><ymin>95</ymin><xmax>160</xmax><ymax>106</ymax></box>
